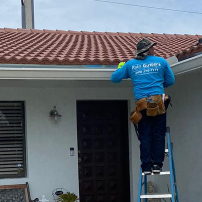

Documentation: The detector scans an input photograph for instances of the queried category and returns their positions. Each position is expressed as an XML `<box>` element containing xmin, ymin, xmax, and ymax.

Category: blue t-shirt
<box><xmin>111</xmin><ymin>56</ymin><xmax>175</xmax><ymax>100</ymax></box>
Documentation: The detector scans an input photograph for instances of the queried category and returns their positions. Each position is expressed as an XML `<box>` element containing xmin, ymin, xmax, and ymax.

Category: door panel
<box><xmin>77</xmin><ymin>101</ymin><xmax>130</xmax><ymax>202</ymax></box>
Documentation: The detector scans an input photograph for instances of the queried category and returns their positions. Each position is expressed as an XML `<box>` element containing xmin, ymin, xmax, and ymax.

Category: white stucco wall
<box><xmin>0</xmin><ymin>80</ymin><xmax>140</xmax><ymax>202</ymax></box>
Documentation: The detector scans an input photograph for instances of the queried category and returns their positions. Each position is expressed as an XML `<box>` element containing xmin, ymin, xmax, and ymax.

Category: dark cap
<box><xmin>135</xmin><ymin>38</ymin><xmax>157</xmax><ymax>56</ymax></box>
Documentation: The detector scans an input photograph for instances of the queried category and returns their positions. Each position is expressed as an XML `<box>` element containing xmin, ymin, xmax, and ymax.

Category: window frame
<box><xmin>0</xmin><ymin>101</ymin><xmax>26</xmax><ymax>179</ymax></box>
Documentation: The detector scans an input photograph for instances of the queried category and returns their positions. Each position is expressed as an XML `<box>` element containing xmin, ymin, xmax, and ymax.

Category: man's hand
<box><xmin>117</xmin><ymin>62</ymin><xmax>125</xmax><ymax>69</ymax></box>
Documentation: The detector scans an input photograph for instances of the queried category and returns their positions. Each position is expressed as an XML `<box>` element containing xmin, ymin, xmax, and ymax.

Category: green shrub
<box><xmin>57</xmin><ymin>192</ymin><xmax>79</xmax><ymax>202</ymax></box>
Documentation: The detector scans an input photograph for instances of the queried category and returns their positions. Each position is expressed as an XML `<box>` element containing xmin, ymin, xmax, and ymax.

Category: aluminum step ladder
<box><xmin>138</xmin><ymin>127</ymin><xmax>179</xmax><ymax>202</ymax></box>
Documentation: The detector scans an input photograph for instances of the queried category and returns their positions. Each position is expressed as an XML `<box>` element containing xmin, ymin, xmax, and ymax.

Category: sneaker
<box><xmin>143</xmin><ymin>170</ymin><xmax>152</xmax><ymax>175</ymax></box>
<box><xmin>152</xmin><ymin>165</ymin><xmax>162</xmax><ymax>174</ymax></box>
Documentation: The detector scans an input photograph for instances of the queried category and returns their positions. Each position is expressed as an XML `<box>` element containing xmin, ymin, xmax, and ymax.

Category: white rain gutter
<box><xmin>0</xmin><ymin>54</ymin><xmax>201</xmax><ymax>80</ymax></box>
<box><xmin>171</xmin><ymin>54</ymin><xmax>202</xmax><ymax>75</ymax></box>
<box><xmin>0</xmin><ymin>64</ymin><xmax>117</xmax><ymax>80</ymax></box>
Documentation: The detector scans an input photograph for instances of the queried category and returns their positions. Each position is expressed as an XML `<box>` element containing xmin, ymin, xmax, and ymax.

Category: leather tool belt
<box><xmin>130</xmin><ymin>94</ymin><xmax>169</xmax><ymax>124</ymax></box>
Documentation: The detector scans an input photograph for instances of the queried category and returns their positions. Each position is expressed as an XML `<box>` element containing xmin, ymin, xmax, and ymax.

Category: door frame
<box><xmin>76</xmin><ymin>100</ymin><xmax>131</xmax><ymax>202</ymax></box>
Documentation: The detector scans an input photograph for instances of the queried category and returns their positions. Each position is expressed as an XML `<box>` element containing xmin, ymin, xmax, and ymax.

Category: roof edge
<box><xmin>0</xmin><ymin>27</ymin><xmax>201</xmax><ymax>39</ymax></box>
<box><xmin>172</xmin><ymin>53</ymin><xmax>202</xmax><ymax>75</ymax></box>
<box><xmin>0</xmin><ymin>54</ymin><xmax>202</xmax><ymax>79</ymax></box>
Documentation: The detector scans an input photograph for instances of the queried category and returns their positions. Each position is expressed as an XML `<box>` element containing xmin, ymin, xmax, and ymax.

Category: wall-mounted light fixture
<box><xmin>49</xmin><ymin>106</ymin><xmax>62</xmax><ymax>124</ymax></box>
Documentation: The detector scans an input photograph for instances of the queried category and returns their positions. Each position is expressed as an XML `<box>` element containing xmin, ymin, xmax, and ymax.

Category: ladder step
<box><xmin>140</xmin><ymin>194</ymin><xmax>172</xmax><ymax>199</ymax></box>
<box><xmin>142</xmin><ymin>171</ymin><xmax>170</xmax><ymax>176</ymax></box>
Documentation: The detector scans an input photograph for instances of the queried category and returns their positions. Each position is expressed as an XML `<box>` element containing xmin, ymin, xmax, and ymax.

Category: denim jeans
<box><xmin>137</xmin><ymin>110</ymin><xmax>166</xmax><ymax>171</ymax></box>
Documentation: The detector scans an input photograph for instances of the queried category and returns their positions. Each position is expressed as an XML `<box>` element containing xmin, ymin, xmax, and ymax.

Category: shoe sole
<box><xmin>152</xmin><ymin>170</ymin><xmax>161</xmax><ymax>174</ymax></box>
<box><xmin>144</xmin><ymin>172</ymin><xmax>152</xmax><ymax>175</ymax></box>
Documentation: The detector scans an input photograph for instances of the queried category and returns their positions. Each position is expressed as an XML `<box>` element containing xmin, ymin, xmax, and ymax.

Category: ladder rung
<box><xmin>140</xmin><ymin>194</ymin><xmax>172</xmax><ymax>199</ymax></box>
<box><xmin>142</xmin><ymin>171</ymin><xmax>170</xmax><ymax>176</ymax></box>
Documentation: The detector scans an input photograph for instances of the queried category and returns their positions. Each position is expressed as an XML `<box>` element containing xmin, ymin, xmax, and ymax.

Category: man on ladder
<box><xmin>111</xmin><ymin>38</ymin><xmax>175</xmax><ymax>175</ymax></box>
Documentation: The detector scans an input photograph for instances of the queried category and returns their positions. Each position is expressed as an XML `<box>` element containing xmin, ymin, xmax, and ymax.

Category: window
<box><xmin>0</xmin><ymin>101</ymin><xmax>26</xmax><ymax>178</ymax></box>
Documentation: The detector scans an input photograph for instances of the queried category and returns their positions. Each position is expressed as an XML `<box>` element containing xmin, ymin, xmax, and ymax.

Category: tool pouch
<box><xmin>130</xmin><ymin>94</ymin><xmax>168</xmax><ymax>123</ymax></box>
<box><xmin>130</xmin><ymin>108</ymin><xmax>142</xmax><ymax>124</ymax></box>
<box><xmin>158</xmin><ymin>99</ymin><xmax>165</xmax><ymax>114</ymax></box>
<box><xmin>147</xmin><ymin>102</ymin><xmax>159</xmax><ymax>116</ymax></box>
<box><xmin>136</xmin><ymin>98</ymin><xmax>147</xmax><ymax>111</ymax></box>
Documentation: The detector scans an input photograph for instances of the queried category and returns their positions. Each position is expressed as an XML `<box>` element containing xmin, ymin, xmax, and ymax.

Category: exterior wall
<box><xmin>1</xmin><ymin>67</ymin><xmax>201</xmax><ymax>202</ymax></box>
<box><xmin>0</xmin><ymin>81</ymin><xmax>140</xmax><ymax>202</ymax></box>
<box><xmin>155</xmin><ymin>68</ymin><xmax>202</xmax><ymax>202</ymax></box>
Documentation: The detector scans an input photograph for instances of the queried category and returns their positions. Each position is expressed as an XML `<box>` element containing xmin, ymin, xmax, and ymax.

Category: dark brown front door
<box><xmin>77</xmin><ymin>101</ymin><xmax>130</xmax><ymax>202</ymax></box>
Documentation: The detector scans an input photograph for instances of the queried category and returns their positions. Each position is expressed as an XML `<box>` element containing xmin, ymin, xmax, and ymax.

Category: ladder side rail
<box><xmin>138</xmin><ymin>167</ymin><xmax>143</xmax><ymax>202</ymax></box>
<box><xmin>171</xmin><ymin>143</ymin><xmax>179</xmax><ymax>202</ymax></box>
<box><xmin>144</xmin><ymin>175</ymin><xmax>148</xmax><ymax>202</ymax></box>
<box><xmin>166</xmin><ymin>127</ymin><xmax>175</xmax><ymax>202</ymax></box>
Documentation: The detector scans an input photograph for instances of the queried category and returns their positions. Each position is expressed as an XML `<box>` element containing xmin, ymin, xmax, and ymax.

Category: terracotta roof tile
<box><xmin>105</xmin><ymin>32</ymin><xmax>119</xmax><ymax>36</ymax></box>
<box><xmin>68</xmin><ymin>30</ymin><xmax>83</xmax><ymax>35</ymax></box>
<box><xmin>151</xmin><ymin>33</ymin><xmax>165</xmax><ymax>37</ymax></box>
<box><xmin>4</xmin><ymin>28</ymin><xmax>19</xmax><ymax>32</ymax></box>
<box><xmin>81</xmin><ymin>31</ymin><xmax>96</xmax><ymax>35</ymax></box>
<box><xmin>129</xmin><ymin>33</ymin><xmax>143</xmax><ymax>38</ymax></box>
<box><xmin>43</xmin><ymin>29</ymin><xmax>59</xmax><ymax>34</ymax></box>
<box><xmin>185</xmin><ymin>34</ymin><xmax>198</xmax><ymax>39</ymax></box>
<box><xmin>177</xmin><ymin>43</ymin><xmax>202</xmax><ymax>60</ymax></box>
<box><xmin>55</xmin><ymin>29</ymin><xmax>69</xmax><ymax>34</ymax></box>
<box><xmin>16</xmin><ymin>28</ymin><xmax>31</xmax><ymax>33</ymax></box>
<box><xmin>196</xmin><ymin>35</ymin><xmax>202</xmax><ymax>38</ymax></box>
<box><xmin>140</xmin><ymin>33</ymin><xmax>153</xmax><ymax>37</ymax></box>
<box><xmin>163</xmin><ymin>33</ymin><xmax>177</xmax><ymax>38</ymax></box>
<box><xmin>117</xmin><ymin>32</ymin><xmax>130</xmax><ymax>36</ymax></box>
<box><xmin>93</xmin><ymin>31</ymin><xmax>105</xmax><ymax>35</ymax></box>
<box><xmin>0</xmin><ymin>28</ymin><xmax>200</xmax><ymax>65</ymax></box>
<box><xmin>30</xmin><ymin>29</ymin><xmax>45</xmax><ymax>33</ymax></box>
<box><xmin>174</xmin><ymin>34</ymin><xmax>188</xmax><ymax>38</ymax></box>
